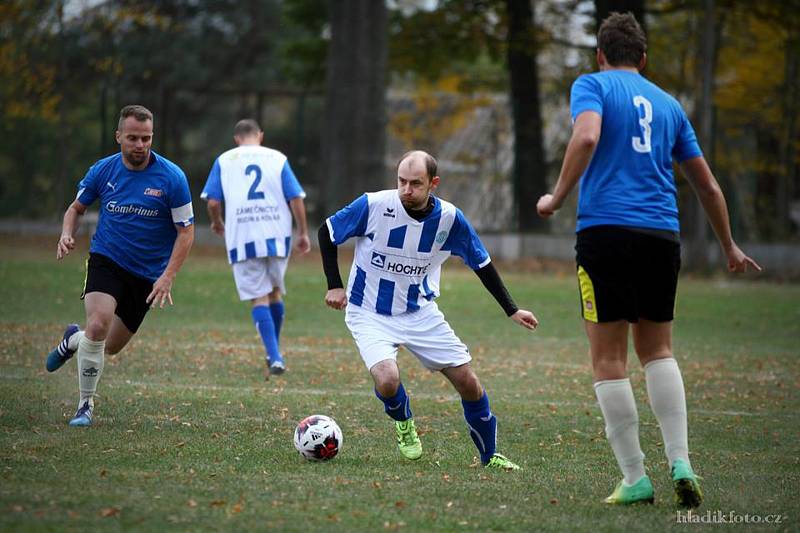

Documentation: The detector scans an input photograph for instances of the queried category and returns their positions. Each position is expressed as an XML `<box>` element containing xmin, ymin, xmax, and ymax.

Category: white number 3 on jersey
<box><xmin>632</xmin><ymin>95</ymin><xmax>653</xmax><ymax>153</ymax></box>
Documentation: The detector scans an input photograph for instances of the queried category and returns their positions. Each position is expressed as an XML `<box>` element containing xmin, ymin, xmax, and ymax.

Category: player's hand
<box><xmin>536</xmin><ymin>194</ymin><xmax>557</xmax><ymax>218</ymax></box>
<box><xmin>211</xmin><ymin>221</ymin><xmax>225</xmax><ymax>237</ymax></box>
<box><xmin>725</xmin><ymin>243</ymin><xmax>762</xmax><ymax>273</ymax></box>
<box><xmin>57</xmin><ymin>234</ymin><xmax>75</xmax><ymax>260</ymax></box>
<box><xmin>147</xmin><ymin>273</ymin><xmax>175</xmax><ymax>309</ymax></box>
<box><xmin>294</xmin><ymin>233</ymin><xmax>311</xmax><ymax>255</ymax></box>
<box><xmin>511</xmin><ymin>309</ymin><xmax>538</xmax><ymax>330</ymax></box>
<box><xmin>325</xmin><ymin>288</ymin><xmax>347</xmax><ymax>310</ymax></box>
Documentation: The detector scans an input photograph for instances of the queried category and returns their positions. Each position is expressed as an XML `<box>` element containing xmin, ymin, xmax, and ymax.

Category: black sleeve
<box><xmin>318</xmin><ymin>223</ymin><xmax>344</xmax><ymax>290</ymax></box>
<box><xmin>474</xmin><ymin>262</ymin><xmax>519</xmax><ymax>317</ymax></box>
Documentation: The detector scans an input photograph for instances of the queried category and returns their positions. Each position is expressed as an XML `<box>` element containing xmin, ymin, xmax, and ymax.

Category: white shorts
<box><xmin>231</xmin><ymin>257</ymin><xmax>289</xmax><ymax>301</ymax></box>
<box><xmin>344</xmin><ymin>302</ymin><xmax>471</xmax><ymax>371</ymax></box>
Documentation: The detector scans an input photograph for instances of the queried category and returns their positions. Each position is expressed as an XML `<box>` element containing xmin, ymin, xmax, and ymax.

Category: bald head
<box><xmin>396</xmin><ymin>150</ymin><xmax>440</xmax><ymax>211</ymax></box>
<box><xmin>397</xmin><ymin>150</ymin><xmax>438</xmax><ymax>182</ymax></box>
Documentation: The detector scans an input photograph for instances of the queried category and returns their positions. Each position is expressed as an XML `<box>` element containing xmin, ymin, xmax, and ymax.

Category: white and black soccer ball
<box><xmin>293</xmin><ymin>415</ymin><xmax>343</xmax><ymax>461</ymax></box>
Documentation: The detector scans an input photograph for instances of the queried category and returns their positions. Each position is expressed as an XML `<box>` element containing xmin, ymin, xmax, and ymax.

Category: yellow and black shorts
<box><xmin>575</xmin><ymin>226</ymin><xmax>680</xmax><ymax>323</ymax></box>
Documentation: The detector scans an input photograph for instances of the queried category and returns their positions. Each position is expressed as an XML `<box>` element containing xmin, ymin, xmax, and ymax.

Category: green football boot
<box><xmin>485</xmin><ymin>453</ymin><xmax>521</xmax><ymax>471</ymax></box>
<box><xmin>604</xmin><ymin>475</ymin><xmax>655</xmax><ymax>505</ymax></box>
<box><xmin>395</xmin><ymin>419</ymin><xmax>422</xmax><ymax>460</ymax></box>
<box><xmin>672</xmin><ymin>458</ymin><xmax>703</xmax><ymax>508</ymax></box>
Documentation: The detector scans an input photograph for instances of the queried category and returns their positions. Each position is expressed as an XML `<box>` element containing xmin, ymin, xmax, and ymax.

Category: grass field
<box><xmin>1</xmin><ymin>235</ymin><xmax>798</xmax><ymax>531</ymax></box>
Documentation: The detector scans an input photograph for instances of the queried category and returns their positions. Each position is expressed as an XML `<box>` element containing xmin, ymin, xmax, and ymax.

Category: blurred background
<box><xmin>1</xmin><ymin>0</ymin><xmax>798</xmax><ymax>271</ymax></box>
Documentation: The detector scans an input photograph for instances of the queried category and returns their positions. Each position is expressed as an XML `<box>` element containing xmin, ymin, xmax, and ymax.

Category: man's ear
<box><xmin>115</xmin><ymin>130</ymin><xmax>121</xmax><ymax>145</ymax></box>
<box><xmin>431</xmin><ymin>175</ymin><xmax>440</xmax><ymax>191</ymax></box>
<box><xmin>596</xmin><ymin>48</ymin><xmax>605</xmax><ymax>67</ymax></box>
<box><xmin>638</xmin><ymin>52</ymin><xmax>647</xmax><ymax>71</ymax></box>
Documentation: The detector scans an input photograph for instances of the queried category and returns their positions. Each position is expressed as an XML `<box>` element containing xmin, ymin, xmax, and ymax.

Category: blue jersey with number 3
<box><xmin>570</xmin><ymin>70</ymin><xmax>702</xmax><ymax>232</ymax></box>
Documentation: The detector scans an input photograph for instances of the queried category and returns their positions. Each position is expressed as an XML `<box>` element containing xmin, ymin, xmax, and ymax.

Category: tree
<box><xmin>685</xmin><ymin>0</ymin><xmax>716</xmax><ymax>270</ymax></box>
<box><xmin>321</xmin><ymin>0</ymin><xmax>388</xmax><ymax>213</ymax></box>
<box><xmin>505</xmin><ymin>0</ymin><xmax>548</xmax><ymax>231</ymax></box>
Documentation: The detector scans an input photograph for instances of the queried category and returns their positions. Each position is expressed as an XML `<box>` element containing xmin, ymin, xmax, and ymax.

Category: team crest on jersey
<box><xmin>144</xmin><ymin>187</ymin><xmax>164</xmax><ymax>197</ymax></box>
<box><xmin>435</xmin><ymin>230</ymin><xmax>448</xmax><ymax>244</ymax></box>
<box><xmin>371</xmin><ymin>252</ymin><xmax>387</xmax><ymax>268</ymax></box>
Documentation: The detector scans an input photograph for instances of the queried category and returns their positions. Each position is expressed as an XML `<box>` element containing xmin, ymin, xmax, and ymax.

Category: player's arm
<box><xmin>201</xmin><ymin>159</ymin><xmax>225</xmax><ymax>236</ymax></box>
<box><xmin>57</xmin><ymin>200</ymin><xmax>88</xmax><ymax>260</ymax></box>
<box><xmin>206</xmin><ymin>199</ymin><xmax>224</xmax><ymax>237</ymax></box>
<box><xmin>474</xmin><ymin>263</ymin><xmax>538</xmax><ymax>330</ymax></box>
<box><xmin>289</xmin><ymin>197</ymin><xmax>311</xmax><ymax>254</ymax></box>
<box><xmin>147</xmin><ymin>224</ymin><xmax>195</xmax><ymax>308</ymax></box>
<box><xmin>537</xmin><ymin>110</ymin><xmax>601</xmax><ymax>217</ymax></box>
<box><xmin>318</xmin><ymin>222</ymin><xmax>347</xmax><ymax>310</ymax></box>
<box><xmin>679</xmin><ymin>156</ymin><xmax>761</xmax><ymax>273</ymax></box>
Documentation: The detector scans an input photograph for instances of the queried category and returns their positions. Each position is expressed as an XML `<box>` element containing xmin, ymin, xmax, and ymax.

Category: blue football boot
<box><xmin>46</xmin><ymin>324</ymin><xmax>81</xmax><ymax>372</ymax></box>
<box><xmin>68</xmin><ymin>401</ymin><xmax>93</xmax><ymax>427</ymax></box>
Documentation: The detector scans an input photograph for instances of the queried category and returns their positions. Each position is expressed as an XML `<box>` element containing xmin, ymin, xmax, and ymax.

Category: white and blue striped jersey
<box><xmin>201</xmin><ymin>145</ymin><xmax>305</xmax><ymax>263</ymax></box>
<box><xmin>326</xmin><ymin>190</ymin><xmax>491</xmax><ymax>316</ymax></box>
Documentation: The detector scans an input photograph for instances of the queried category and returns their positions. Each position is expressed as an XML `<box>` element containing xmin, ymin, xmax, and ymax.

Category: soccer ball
<box><xmin>293</xmin><ymin>415</ymin><xmax>343</xmax><ymax>461</ymax></box>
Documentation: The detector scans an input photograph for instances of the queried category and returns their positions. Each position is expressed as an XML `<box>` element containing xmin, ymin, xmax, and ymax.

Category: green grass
<box><xmin>1</xmin><ymin>236</ymin><xmax>798</xmax><ymax>531</ymax></box>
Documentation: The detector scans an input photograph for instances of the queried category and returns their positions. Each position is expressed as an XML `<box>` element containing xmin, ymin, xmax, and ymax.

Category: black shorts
<box><xmin>82</xmin><ymin>253</ymin><xmax>152</xmax><ymax>333</ymax></box>
<box><xmin>575</xmin><ymin>226</ymin><xmax>681</xmax><ymax>323</ymax></box>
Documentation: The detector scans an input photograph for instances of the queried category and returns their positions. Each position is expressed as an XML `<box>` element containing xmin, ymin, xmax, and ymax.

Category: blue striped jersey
<box><xmin>326</xmin><ymin>190</ymin><xmax>491</xmax><ymax>316</ymax></box>
<box><xmin>201</xmin><ymin>145</ymin><xmax>305</xmax><ymax>263</ymax></box>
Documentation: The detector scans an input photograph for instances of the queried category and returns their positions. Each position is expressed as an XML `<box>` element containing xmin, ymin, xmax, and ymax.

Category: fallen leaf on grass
<box><xmin>187</xmin><ymin>499</ymin><xmax>197</xmax><ymax>508</ymax></box>
<box><xmin>100</xmin><ymin>507</ymin><xmax>121</xmax><ymax>517</ymax></box>
<box><xmin>210</xmin><ymin>500</ymin><xmax>226</xmax><ymax>508</ymax></box>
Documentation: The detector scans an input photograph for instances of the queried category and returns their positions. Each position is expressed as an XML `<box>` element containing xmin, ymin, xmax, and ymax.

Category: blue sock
<box><xmin>269</xmin><ymin>301</ymin><xmax>284</xmax><ymax>341</ymax></box>
<box><xmin>375</xmin><ymin>382</ymin><xmax>412</xmax><ymax>422</ymax></box>
<box><xmin>462</xmin><ymin>391</ymin><xmax>497</xmax><ymax>464</ymax></box>
<box><xmin>252</xmin><ymin>305</ymin><xmax>282</xmax><ymax>364</ymax></box>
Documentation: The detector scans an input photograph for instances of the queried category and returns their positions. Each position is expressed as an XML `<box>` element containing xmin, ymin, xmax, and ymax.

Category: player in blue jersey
<box><xmin>201</xmin><ymin>119</ymin><xmax>310</xmax><ymax>377</ymax></box>
<box><xmin>319</xmin><ymin>150</ymin><xmax>538</xmax><ymax>470</ymax></box>
<box><xmin>536</xmin><ymin>13</ymin><xmax>760</xmax><ymax>507</ymax></box>
<box><xmin>45</xmin><ymin>105</ymin><xmax>195</xmax><ymax>427</ymax></box>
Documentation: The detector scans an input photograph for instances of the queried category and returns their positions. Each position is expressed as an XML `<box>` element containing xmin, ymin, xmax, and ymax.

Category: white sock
<box><xmin>645</xmin><ymin>357</ymin><xmax>689</xmax><ymax>467</ymax></box>
<box><xmin>77</xmin><ymin>336</ymin><xmax>105</xmax><ymax>407</ymax></box>
<box><xmin>68</xmin><ymin>330</ymin><xmax>84</xmax><ymax>352</ymax></box>
<box><xmin>594</xmin><ymin>379</ymin><xmax>646</xmax><ymax>485</ymax></box>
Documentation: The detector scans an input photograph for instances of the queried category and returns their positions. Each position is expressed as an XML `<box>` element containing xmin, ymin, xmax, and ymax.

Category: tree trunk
<box><xmin>506</xmin><ymin>0</ymin><xmax>548</xmax><ymax>232</ymax></box>
<box><xmin>686</xmin><ymin>0</ymin><xmax>716</xmax><ymax>270</ymax></box>
<box><xmin>321</xmin><ymin>0</ymin><xmax>388</xmax><ymax>215</ymax></box>
<box><xmin>777</xmin><ymin>33</ymin><xmax>800</xmax><ymax>238</ymax></box>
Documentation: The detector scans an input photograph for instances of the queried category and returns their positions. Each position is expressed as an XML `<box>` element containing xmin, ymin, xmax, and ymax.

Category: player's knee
<box><xmin>459</xmin><ymin>374</ymin><xmax>483</xmax><ymax>400</ymax></box>
<box><xmin>371</xmin><ymin>364</ymin><xmax>400</xmax><ymax>396</ymax></box>
<box><xmin>591</xmin><ymin>357</ymin><xmax>626</xmax><ymax>380</ymax></box>
<box><xmin>85</xmin><ymin>314</ymin><xmax>112</xmax><ymax>340</ymax></box>
<box><xmin>374</xmin><ymin>372</ymin><xmax>400</xmax><ymax>395</ymax></box>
